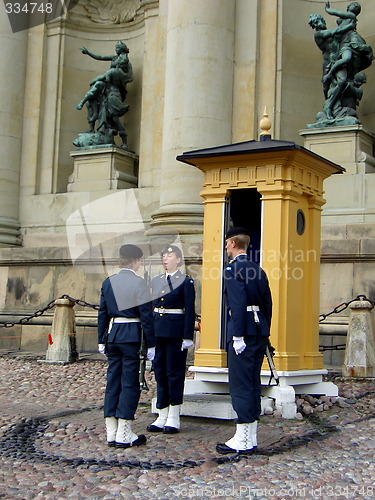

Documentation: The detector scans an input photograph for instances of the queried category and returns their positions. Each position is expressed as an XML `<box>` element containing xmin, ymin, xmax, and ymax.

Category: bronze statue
<box><xmin>308</xmin><ymin>2</ymin><xmax>373</xmax><ymax>128</ymax></box>
<box><xmin>74</xmin><ymin>41</ymin><xmax>133</xmax><ymax>149</ymax></box>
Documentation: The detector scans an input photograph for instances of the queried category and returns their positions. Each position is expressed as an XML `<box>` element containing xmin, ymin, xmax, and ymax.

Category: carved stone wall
<box><xmin>0</xmin><ymin>0</ymin><xmax>375</xmax><ymax>361</ymax></box>
<box><xmin>68</xmin><ymin>0</ymin><xmax>142</xmax><ymax>25</ymax></box>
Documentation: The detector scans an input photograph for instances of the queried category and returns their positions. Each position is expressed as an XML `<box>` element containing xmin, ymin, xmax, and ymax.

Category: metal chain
<box><xmin>319</xmin><ymin>294</ymin><xmax>374</xmax><ymax>323</ymax></box>
<box><xmin>319</xmin><ymin>344</ymin><xmax>347</xmax><ymax>352</ymax></box>
<box><xmin>319</xmin><ymin>294</ymin><xmax>374</xmax><ymax>352</ymax></box>
<box><xmin>1</xmin><ymin>293</ymin><xmax>374</xmax><ymax>330</ymax></box>
<box><xmin>0</xmin><ymin>298</ymin><xmax>57</xmax><ymax>328</ymax></box>
<box><xmin>60</xmin><ymin>294</ymin><xmax>100</xmax><ymax>311</ymax></box>
<box><xmin>0</xmin><ymin>295</ymin><xmax>99</xmax><ymax>329</ymax></box>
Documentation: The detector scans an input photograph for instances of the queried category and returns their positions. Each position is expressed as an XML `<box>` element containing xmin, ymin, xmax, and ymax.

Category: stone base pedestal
<box><xmin>68</xmin><ymin>147</ymin><xmax>138</xmax><ymax>192</ymax></box>
<box><xmin>343</xmin><ymin>299</ymin><xmax>375</xmax><ymax>377</ymax></box>
<box><xmin>300</xmin><ymin>125</ymin><xmax>375</xmax><ymax>175</ymax></box>
<box><xmin>300</xmin><ymin>125</ymin><xmax>375</xmax><ymax>225</ymax></box>
<box><xmin>45</xmin><ymin>298</ymin><xmax>78</xmax><ymax>363</ymax></box>
<box><xmin>180</xmin><ymin>366</ymin><xmax>338</xmax><ymax>420</ymax></box>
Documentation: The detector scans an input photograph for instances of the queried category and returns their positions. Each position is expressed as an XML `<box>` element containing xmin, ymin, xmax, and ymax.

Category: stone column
<box><xmin>0</xmin><ymin>6</ymin><xmax>27</xmax><ymax>245</ymax></box>
<box><xmin>256</xmin><ymin>0</ymin><xmax>279</xmax><ymax>134</ymax></box>
<box><xmin>149</xmin><ymin>0</ymin><xmax>235</xmax><ymax>237</ymax></box>
<box><xmin>232</xmin><ymin>0</ymin><xmax>259</xmax><ymax>143</ymax></box>
<box><xmin>343</xmin><ymin>299</ymin><xmax>375</xmax><ymax>377</ymax></box>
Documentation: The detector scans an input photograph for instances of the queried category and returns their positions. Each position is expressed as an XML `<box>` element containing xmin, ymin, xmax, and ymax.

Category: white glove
<box><xmin>98</xmin><ymin>344</ymin><xmax>106</xmax><ymax>355</ymax></box>
<box><xmin>147</xmin><ymin>347</ymin><xmax>155</xmax><ymax>361</ymax></box>
<box><xmin>181</xmin><ymin>339</ymin><xmax>194</xmax><ymax>351</ymax></box>
<box><xmin>233</xmin><ymin>337</ymin><xmax>246</xmax><ymax>355</ymax></box>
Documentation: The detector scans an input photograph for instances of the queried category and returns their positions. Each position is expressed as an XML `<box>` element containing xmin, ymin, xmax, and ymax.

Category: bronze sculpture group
<box><xmin>308</xmin><ymin>1</ymin><xmax>373</xmax><ymax>128</ymax></box>
<box><xmin>73</xmin><ymin>2</ymin><xmax>373</xmax><ymax>145</ymax></box>
<box><xmin>74</xmin><ymin>41</ymin><xmax>133</xmax><ymax>149</ymax></box>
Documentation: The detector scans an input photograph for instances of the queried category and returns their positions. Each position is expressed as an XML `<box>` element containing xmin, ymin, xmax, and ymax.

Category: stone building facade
<box><xmin>0</xmin><ymin>0</ymin><xmax>374</xmax><ymax>367</ymax></box>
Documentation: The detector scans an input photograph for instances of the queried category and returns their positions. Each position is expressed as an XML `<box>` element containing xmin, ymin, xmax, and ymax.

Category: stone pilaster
<box><xmin>0</xmin><ymin>6</ymin><xmax>27</xmax><ymax>245</ymax></box>
<box><xmin>138</xmin><ymin>0</ymin><xmax>164</xmax><ymax>189</ymax></box>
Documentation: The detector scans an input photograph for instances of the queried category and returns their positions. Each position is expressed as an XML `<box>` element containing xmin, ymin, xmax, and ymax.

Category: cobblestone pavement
<box><xmin>0</xmin><ymin>353</ymin><xmax>374</xmax><ymax>500</ymax></box>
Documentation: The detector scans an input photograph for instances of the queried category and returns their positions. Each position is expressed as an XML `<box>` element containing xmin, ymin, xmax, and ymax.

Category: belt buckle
<box><xmin>159</xmin><ymin>306</ymin><xmax>165</xmax><ymax>315</ymax></box>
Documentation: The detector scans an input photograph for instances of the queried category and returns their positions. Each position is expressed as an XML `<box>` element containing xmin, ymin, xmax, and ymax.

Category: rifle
<box><xmin>139</xmin><ymin>265</ymin><xmax>152</xmax><ymax>391</ymax></box>
<box><xmin>139</xmin><ymin>327</ymin><xmax>149</xmax><ymax>391</ymax></box>
<box><xmin>265</xmin><ymin>340</ymin><xmax>279</xmax><ymax>386</ymax></box>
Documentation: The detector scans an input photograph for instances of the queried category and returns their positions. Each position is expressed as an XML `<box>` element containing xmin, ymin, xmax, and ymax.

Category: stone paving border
<box><xmin>1</xmin><ymin>374</ymin><xmax>372</xmax><ymax>470</ymax></box>
<box><xmin>0</xmin><ymin>354</ymin><xmax>374</xmax><ymax>499</ymax></box>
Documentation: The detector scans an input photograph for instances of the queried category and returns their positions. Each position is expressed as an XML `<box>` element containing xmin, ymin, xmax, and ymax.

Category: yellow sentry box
<box><xmin>177</xmin><ymin>138</ymin><xmax>343</xmax><ymax>372</ymax></box>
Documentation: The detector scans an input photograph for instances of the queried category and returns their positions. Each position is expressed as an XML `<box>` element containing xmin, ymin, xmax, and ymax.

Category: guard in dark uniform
<box><xmin>216</xmin><ymin>227</ymin><xmax>272</xmax><ymax>454</ymax></box>
<box><xmin>147</xmin><ymin>245</ymin><xmax>195</xmax><ymax>433</ymax></box>
<box><xmin>98</xmin><ymin>244</ymin><xmax>155</xmax><ymax>448</ymax></box>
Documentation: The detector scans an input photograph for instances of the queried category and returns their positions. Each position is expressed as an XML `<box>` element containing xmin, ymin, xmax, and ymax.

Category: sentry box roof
<box><xmin>176</xmin><ymin>138</ymin><xmax>344</xmax><ymax>173</ymax></box>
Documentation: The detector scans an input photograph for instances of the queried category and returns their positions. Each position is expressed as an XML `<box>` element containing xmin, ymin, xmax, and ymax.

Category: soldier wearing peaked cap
<box><xmin>216</xmin><ymin>228</ymin><xmax>272</xmax><ymax>455</ymax></box>
<box><xmin>98</xmin><ymin>244</ymin><xmax>156</xmax><ymax>449</ymax></box>
<box><xmin>147</xmin><ymin>245</ymin><xmax>196</xmax><ymax>434</ymax></box>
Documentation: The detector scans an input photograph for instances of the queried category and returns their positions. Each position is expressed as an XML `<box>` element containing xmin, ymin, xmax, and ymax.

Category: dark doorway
<box><xmin>221</xmin><ymin>188</ymin><xmax>262</xmax><ymax>349</ymax></box>
<box><xmin>228</xmin><ymin>188</ymin><xmax>262</xmax><ymax>264</ymax></box>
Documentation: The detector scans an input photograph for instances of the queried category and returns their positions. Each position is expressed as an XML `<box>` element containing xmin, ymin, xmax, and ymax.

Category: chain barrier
<box><xmin>319</xmin><ymin>294</ymin><xmax>374</xmax><ymax>353</ymax></box>
<box><xmin>1</xmin><ymin>291</ymin><xmax>374</xmax><ymax>353</ymax></box>
<box><xmin>319</xmin><ymin>344</ymin><xmax>346</xmax><ymax>352</ymax></box>
<box><xmin>0</xmin><ymin>294</ymin><xmax>99</xmax><ymax>329</ymax></box>
<box><xmin>318</xmin><ymin>294</ymin><xmax>374</xmax><ymax>323</ymax></box>
<box><xmin>60</xmin><ymin>294</ymin><xmax>100</xmax><ymax>311</ymax></box>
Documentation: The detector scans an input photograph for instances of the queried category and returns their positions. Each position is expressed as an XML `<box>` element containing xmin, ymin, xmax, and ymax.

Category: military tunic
<box><xmin>224</xmin><ymin>254</ymin><xmax>272</xmax><ymax>423</ymax></box>
<box><xmin>151</xmin><ymin>269</ymin><xmax>195</xmax><ymax>409</ymax></box>
<box><xmin>98</xmin><ymin>269</ymin><xmax>155</xmax><ymax>420</ymax></box>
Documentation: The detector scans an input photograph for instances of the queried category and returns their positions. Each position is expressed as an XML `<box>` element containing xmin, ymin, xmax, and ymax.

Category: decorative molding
<box><xmin>140</xmin><ymin>0</ymin><xmax>159</xmax><ymax>12</ymax></box>
<box><xmin>0</xmin><ymin>217</ymin><xmax>22</xmax><ymax>246</ymax></box>
<box><xmin>266</xmin><ymin>165</ymin><xmax>276</xmax><ymax>184</ymax></box>
<box><xmin>0</xmin><ymin>255</ymin><xmax>202</xmax><ymax>268</ymax></box>
<box><xmin>229</xmin><ymin>168</ymin><xmax>238</xmax><ymax>187</ymax></box>
<box><xmin>203</xmin><ymin>163</ymin><xmax>324</xmax><ymax>200</ymax></box>
<box><xmin>321</xmin><ymin>254</ymin><xmax>375</xmax><ymax>263</ymax></box>
<box><xmin>68</xmin><ymin>0</ymin><xmax>142</xmax><ymax>25</ymax></box>
<box><xmin>211</xmin><ymin>170</ymin><xmax>220</xmax><ymax>188</ymax></box>
<box><xmin>247</xmin><ymin>167</ymin><xmax>257</xmax><ymax>185</ymax></box>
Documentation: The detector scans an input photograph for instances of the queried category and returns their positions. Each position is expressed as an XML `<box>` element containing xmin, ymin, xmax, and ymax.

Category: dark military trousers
<box><xmin>104</xmin><ymin>342</ymin><xmax>141</xmax><ymax>420</ymax></box>
<box><xmin>154</xmin><ymin>337</ymin><xmax>188</xmax><ymax>409</ymax></box>
<box><xmin>228</xmin><ymin>336</ymin><xmax>268</xmax><ymax>423</ymax></box>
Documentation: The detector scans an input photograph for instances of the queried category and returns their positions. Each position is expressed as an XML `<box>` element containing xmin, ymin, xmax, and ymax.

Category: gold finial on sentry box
<box><xmin>259</xmin><ymin>107</ymin><xmax>272</xmax><ymax>141</ymax></box>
